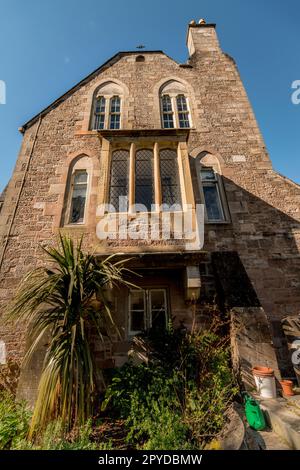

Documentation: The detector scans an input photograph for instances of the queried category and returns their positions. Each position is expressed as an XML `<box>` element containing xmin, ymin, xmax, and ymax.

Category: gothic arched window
<box><xmin>160</xmin><ymin>81</ymin><xmax>191</xmax><ymax>129</ymax></box>
<box><xmin>91</xmin><ymin>82</ymin><xmax>123</xmax><ymax>130</ymax></box>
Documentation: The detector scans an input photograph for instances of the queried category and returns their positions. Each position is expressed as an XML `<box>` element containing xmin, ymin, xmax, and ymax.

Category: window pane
<box><xmin>110</xmin><ymin>96</ymin><xmax>120</xmax><ymax>113</ymax></box>
<box><xmin>160</xmin><ymin>149</ymin><xmax>181</xmax><ymax>207</ymax></box>
<box><xmin>131</xmin><ymin>291</ymin><xmax>145</xmax><ymax>310</ymax></box>
<box><xmin>94</xmin><ymin>114</ymin><xmax>105</xmax><ymax>130</ymax></box>
<box><xmin>95</xmin><ymin>96</ymin><xmax>106</xmax><ymax>114</ymax></box>
<box><xmin>109</xmin><ymin>96</ymin><xmax>121</xmax><ymax>129</ymax></box>
<box><xmin>161</xmin><ymin>95</ymin><xmax>174</xmax><ymax>129</ymax></box>
<box><xmin>94</xmin><ymin>96</ymin><xmax>106</xmax><ymax>130</ymax></box>
<box><xmin>177</xmin><ymin>95</ymin><xmax>190</xmax><ymax>128</ymax></box>
<box><xmin>200</xmin><ymin>168</ymin><xmax>216</xmax><ymax>181</ymax></box>
<box><xmin>131</xmin><ymin>311</ymin><xmax>145</xmax><ymax>332</ymax></box>
<box><xmin>203</xmin><ymin>185</ymin><xmax>224</xmax><ymax>221</ymax></box>
<box><xmin>74</xmin><ymin>171</ymin><xmax>88</xmax><ymax>184</ymax></box>
<box><xmin>135</xmin><ymin>149</ymin><xmax>154</xmax><ymax>211</ymax></box>
<box><xmin>163</xmin><ymin>114</ymin><xmax>174</xmax><ymax>129</ymax></box>
<box><xmin>109</xmin><ymin>150</ymin><xmax>129</xmax><ymax>211</ymax></box>
<box><xmin>69</xmin><ymin>170</ymin><xmax>87</xmax><ymax>224</ymax></box>
<box><xmin>150</xmin><ymin>290</ymin><xmax>167</xmax><ymax>329</ymax></box>
<box><xmin>162</xmin><ymin>95</ymin><xmax>172</xmax><ymax>112</ymax></box>
<box><xmin>150</xmin><ymin>290</ymin><xmax>165</xmax><ymax>310</ymax></box>
<box><xmin>178</xmin><ymin>112</ymin><xmax>190</xmax><ymax>128</ymax></box>
<box><xmin>130</xmin><ymin>291</ymin><xmax>145</xmax><ymax>332</ymax></box>
<box><xmin>176</xmin><ymin>95</ymin><xmax>188</xmax><ymax>112</ymax></box>
<box><xmin>109</xmin><ymin>113</ymin><xmax>120</xmax><ymax>130</ymax></box>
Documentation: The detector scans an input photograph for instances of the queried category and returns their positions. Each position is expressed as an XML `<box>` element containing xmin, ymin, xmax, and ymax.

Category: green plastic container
<box><xmin>244</xmin><ymin>394</ymin><xmax>266</xmax><ymax>431</ymax></box>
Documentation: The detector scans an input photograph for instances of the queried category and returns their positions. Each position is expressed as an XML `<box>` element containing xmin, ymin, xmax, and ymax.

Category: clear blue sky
<box><xmin>0</xmin><ymin>0</ymin><xmax>299</xmax><ymax>193</ymax></box>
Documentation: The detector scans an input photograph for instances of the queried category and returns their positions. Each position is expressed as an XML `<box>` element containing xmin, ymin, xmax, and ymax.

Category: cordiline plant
<box><xmin>6</xmin><ymin>234</ymin><xmax>135</xmax><ymax>437</ymax></box>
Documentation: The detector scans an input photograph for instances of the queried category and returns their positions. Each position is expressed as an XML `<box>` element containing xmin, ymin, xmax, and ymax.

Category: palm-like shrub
<box><xmin>7</xmin><ymin>235</ymin><xmax>134</xmax><ymax>436</ymax></box>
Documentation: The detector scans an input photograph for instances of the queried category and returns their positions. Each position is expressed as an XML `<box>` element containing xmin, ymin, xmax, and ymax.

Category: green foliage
<box><xmin>0</xmin><ymin>391</ymin><xmax>31</xmax><ymax>450</ymax></box>
<box><xmin>5</xmin><ymin>234</ymin><xmax>135</xmax><ymax>436</ymax></box>
<box><xmin>103</xmin><ymin>321</ymin><xmax>237</xmax><ymax>449</ymax></box>
<box><xmin>12</xmin><ymin>419</ymin><xmax>114</xmax><ymax>450</ymax></box>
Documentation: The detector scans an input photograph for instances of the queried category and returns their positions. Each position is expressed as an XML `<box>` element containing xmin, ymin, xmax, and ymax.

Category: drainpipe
<box><xmin>0</xmin><ymin>115</ymin><xmax>42</xmax><ymax>269</ymax></box>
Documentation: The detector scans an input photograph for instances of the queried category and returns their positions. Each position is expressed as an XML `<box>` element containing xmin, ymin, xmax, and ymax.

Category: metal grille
<box><xmin>160</xmin><ymin>149</ymin><xmax>182</xmax><ymax>208</ymax></box>
<box><xmin>135</xmin><ymin>149</ymin><xmax>154</xmax><ymax>211</ymax></box>
<box><xmin>109</xmin><ymin>150</ymin><xmax>129</xmax><ymax>211</ymax></box>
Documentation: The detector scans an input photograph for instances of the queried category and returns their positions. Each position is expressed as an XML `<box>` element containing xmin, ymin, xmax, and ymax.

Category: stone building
<box><xmin>0</xmin><ymin>19</ymin><xmax>300</xmax><ymax>400</ymax></box>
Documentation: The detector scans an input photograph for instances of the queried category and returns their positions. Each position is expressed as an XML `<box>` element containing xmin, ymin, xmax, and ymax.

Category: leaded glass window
<box><xmin>109</xmin><ymin>96</ymin><xmax>121</xmax><ymax>130</ymax></box>
<box><xmin>109</xmin><ymin>150</ymin><xmax>129</xmax><ymax>212</ymax></box>
<box><xmin>69</xmin><ymin>170</ymin><xmax>88</xmax><ymax>224</ymax></box>
<box><xmin>135</xmin><ymin>149</ymin><xmax>154</xmax><ymax>211</ymax></box>
<box><xmin>161</xmin><ymin>95</ymin><xmax>174</xmax><ymax>129</ymax></box>
<box><xmin>160</xmin><ymin>149</ymin><xmax>182</xmax><ymax>208</ymax></box>
<box><xmin>200</xmin><ymin>168</ymin><xmax>224</xmax><ymax>221</ymax></box>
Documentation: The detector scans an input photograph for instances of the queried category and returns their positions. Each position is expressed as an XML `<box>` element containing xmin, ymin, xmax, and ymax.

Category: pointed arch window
<box><xmin>90</xmin><ymin>81</ymin><xmax>123</xmax><ymax>130</ymax></box>
<box><xmin>69</xmin><ymin>170</ymin><xmax>88</xmax><ymax>224</ymax></box>
<box><xmin>160</xmin><ymin>81</ymin><xmax>192</xmax><ymax>129</ymax></box>
<box><xmin>200</xmin><ymin>168</ymin><xmax>225</xmax><ymax>222</ymax></box>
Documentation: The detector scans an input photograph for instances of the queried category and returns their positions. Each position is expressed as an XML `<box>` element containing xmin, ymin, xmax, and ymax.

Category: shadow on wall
<box><xmin>190</xmin><ymin>166</ymin><xmax>300</xmax><ymax>378</ymax></box>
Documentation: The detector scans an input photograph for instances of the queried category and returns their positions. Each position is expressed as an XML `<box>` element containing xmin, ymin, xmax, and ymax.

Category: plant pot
<box><xmin>280</xmin><ymin>379</ymin><xmax>294</xmax><ymax>397</ymax></box>
<box><xmin>252</xmin><ymin>366</ymin><xmax>276</xmax><ymax>399</ymax></box>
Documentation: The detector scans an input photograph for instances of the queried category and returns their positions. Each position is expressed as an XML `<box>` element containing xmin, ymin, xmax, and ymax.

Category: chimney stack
<box><xmin>187</xmin><ymin>19</ymin><xmax>221</xmax><ymax>57</ymax></box>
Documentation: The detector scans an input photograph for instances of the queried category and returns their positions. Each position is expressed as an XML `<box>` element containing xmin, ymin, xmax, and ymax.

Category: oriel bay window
<box><xmin>108</xmin><ymin>145</ymin><xmax>182</xmax><ymax>212</ymax></box>
<box><xmin>129</xmin><ymin>288</ymin><xmax>168</xmax><ymax>335</ymax></box>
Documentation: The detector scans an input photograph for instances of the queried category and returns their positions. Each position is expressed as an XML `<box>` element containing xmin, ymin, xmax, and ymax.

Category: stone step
<box><xmin>257</xmin><ymin>429</ymin><xmax>291</xmax><ymax>450</ymax></box>
<box><xmin>260</xmin><ymin>397</ymin><xmax>300</xmax><ymax>450</ymax></box>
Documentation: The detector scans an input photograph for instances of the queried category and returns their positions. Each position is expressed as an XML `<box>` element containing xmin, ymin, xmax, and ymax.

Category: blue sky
<box><xmin>0</xmin><ymin>0</ymin><xmax>299</xmax><ymax>193</ymax></box>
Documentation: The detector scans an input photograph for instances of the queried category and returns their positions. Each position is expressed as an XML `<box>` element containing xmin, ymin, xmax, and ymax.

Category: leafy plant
<box><xmin>0</xmin><ymin>391</ymin><xmax>31</xmax><ymax>449</ymax></box>
<box><xmin>6</xmin><ymin>234</ymin><xmax>135</xmax><ymax>436</ymax></box>
<box><xmin>103</xmin><ymin>319</ymin><xmax>237</xmax><ymax>449</ymax></box>
<box><xmin>12</xmin><ymin>418</ymin><xmax>114</xmax><ymax>450</ymax></box>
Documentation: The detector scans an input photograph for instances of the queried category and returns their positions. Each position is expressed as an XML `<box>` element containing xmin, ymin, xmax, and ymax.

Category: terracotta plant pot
<box><xmin>252</xmin><ymin>366</ymin><xmax>274</xmax><ymax>377</ymax></box>
<box><xmin>280</xmin><ymin>379</ymin><xmax>294</xmax><ymax>397</ymax></box>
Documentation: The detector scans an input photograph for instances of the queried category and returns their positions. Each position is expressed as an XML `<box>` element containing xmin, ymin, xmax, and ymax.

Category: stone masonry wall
<box><xmin>0</xmin><ymin>24</ymin><xmax>299</xmax><ymax>373</ymax></box>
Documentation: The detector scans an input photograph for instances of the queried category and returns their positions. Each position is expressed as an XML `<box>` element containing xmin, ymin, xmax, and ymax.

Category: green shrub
<box><xmin>12</xmin><ymin>419</ymin><xmax>113</xmax><ymax>450</ymax></box>
<box><xmin>0</xmin><ymin>391</ymin><xmax>31</xmax><ymax>449</ymax></box>
<box><xmin>103</xmin><ymin>321</ymin><xmax>237</xmax><ymax>449</ymax></box>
